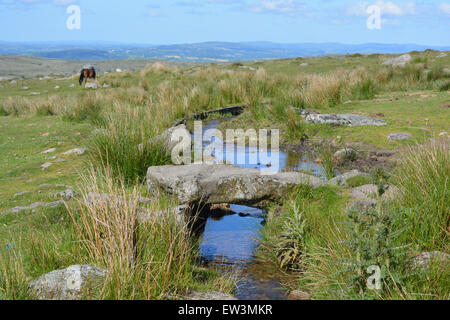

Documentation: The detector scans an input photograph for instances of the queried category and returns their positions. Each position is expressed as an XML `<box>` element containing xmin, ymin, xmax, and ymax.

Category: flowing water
<box><xmin>194</xmin><ymin>119</ymin><xmax>326</xmax><ymax>300</ymax></box>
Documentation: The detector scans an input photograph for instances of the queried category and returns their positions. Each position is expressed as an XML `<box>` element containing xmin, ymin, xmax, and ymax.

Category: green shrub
<box><xmin>0</xmin><ymin>106</ymin><xmax>9</xmax><ymax>116</ymax></box>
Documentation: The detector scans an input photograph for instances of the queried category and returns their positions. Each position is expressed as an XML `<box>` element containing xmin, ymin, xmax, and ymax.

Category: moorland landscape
<box><xmin>0</xmin><ymin>48</ymin><xmax>449</xmax><ymax>300</ymax></box>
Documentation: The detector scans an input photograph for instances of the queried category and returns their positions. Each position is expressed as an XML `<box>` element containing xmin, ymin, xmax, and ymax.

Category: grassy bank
<box><xmin>260</xmin><ymin>139</ymin><xmax>449</xmax><ymax>300</ymax></box>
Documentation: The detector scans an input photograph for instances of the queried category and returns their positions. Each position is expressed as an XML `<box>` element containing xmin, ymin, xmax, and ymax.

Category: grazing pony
<box><xmin>79</xmin><ymin>67</ymin><xmax>96</xmax><ymax>85</ymax></box>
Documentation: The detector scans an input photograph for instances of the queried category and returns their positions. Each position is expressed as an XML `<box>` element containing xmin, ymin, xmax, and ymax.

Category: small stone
<box><xmin>54</xmin><ymin>189</ymin><xmax>77</xmax><ymax>201</ymax></box>
<box><xmin>63</xmin><ymin>148</ymin><xmax>87</xmax><ymax>156</ymax></box>
<box><xmin>41</xmin><ymin>148</ymin><xmax>56</xmax><ymax>154</ymax></box>
<box><xmin>439</xmin><ymin>132</ymin><xmax>448</xmax><ymax>137</ymax></box>
<box><xmin>85</xmin><ymin>83</ymin><xmax>100</xmax><ymax>89</ymax></box>
<box><xmin>13</xmin><ymin>191</ymin><xmax>31</xmax><ymax>198</ymax></box>
<box><xmin>328</xmin><ymin>170</ymin><xmax>370</xmax><ymax>186</ymax></box>
<box><xmin>388</xmin><ymin>133</ymin><xmax>412</xmax><ymax>141</ymax></box>
<box><xmin>408</xmin><ymin>251</ymin><xmax>450</xmax><ymax>271</ymax></box>
<box><xmin>41</xmin><ymin>162</ymin><xmax>53</xmax><ymax>170</ymax></box>
<box><xmin>288</xmin><ymin>290</ymin><xmax>310</xmax><ymax>300</ymax></box>
<box><xmin>22</xmin><ymin>86</ymin><xmax>29</xmax><ymax>90</ymax></box>
<box><xmin>334</xmin><ymin>148</ymin><xmax>357</xmax><ymax>163</ymax></box>
<box><xmin>54</xmin><ymin>86</ymin><xmax>60</xmax><ymax>89</ymax></box>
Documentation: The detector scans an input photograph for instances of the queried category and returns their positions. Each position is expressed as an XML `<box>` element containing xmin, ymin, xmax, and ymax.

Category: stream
<box><xmin>194</xmin><ymin>119</ymin><xmax>326</xmax><ymax>300</ymax></box>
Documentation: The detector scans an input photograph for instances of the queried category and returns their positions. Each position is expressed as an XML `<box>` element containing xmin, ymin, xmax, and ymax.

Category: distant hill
<box><xmin>0</xmin><ymin>41</ymin><xmax>449</xmax><ymax>62</ymax></box>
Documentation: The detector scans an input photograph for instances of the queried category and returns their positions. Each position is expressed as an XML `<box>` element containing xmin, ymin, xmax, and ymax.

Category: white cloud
<box><xmin>439</xmin><ymin>3</ymin><xmax>450</xmax><ymax>14</ymax></box>
<box><xmin>249</xmin><ymin>0</ymin><xmax>306</xmax><ymax>14</ymax></box>
<box><xmin>347</xmin><ymin>1</ymin><xmax>415</xmax><ymax>16</ymax></box>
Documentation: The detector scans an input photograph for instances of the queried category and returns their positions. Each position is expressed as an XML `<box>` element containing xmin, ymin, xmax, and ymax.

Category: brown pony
<box><xmin>79</xmin><ymin>67</ymin><xmax>96</xmax><ymax>85</ymax></box>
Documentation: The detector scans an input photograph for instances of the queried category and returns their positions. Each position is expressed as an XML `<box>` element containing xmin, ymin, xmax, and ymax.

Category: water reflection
<box><xmin>195</xmin><ymin>118</ymin><xmax>324</xmax><ymax>300</ymax></box>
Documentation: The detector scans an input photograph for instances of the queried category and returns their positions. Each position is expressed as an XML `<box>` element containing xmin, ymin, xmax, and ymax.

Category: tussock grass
<box><xmin>392</xmin><ymin>138</ymin><xmax>449</xmax><ymax>250</ymax></box>
<box><xmin>69</xmin><ymin>167</ymin><xmax>201</xmax><ymax>299</ymax></box>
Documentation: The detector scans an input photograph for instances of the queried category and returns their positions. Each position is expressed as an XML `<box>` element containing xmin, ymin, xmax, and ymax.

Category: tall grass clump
<box><xmin>392</xmin><ymin>139</ymin><xmax>449</xmax><ymax>250</ymax></box>
<box><xmin>351</xmin><ymin>78</ymin><xmax>377</xmax><ymax>100</ymax></box>
<box><xmin>71</xmin><ymin>168</ymin><xmax>196</xmax><ymax>299</ymax></box>
<box><xmin>89</xmin><ymin>108</ymin><xmax>172</xmax><ymax>183</ymax></box>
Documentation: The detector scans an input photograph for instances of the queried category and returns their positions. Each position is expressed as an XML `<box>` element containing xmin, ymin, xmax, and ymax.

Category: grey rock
<box><xmin>102</xmin><ymin>83</ymin><xmax>110</xmax><ymax>88</ymax></box>
<box><xmin>328</xmin><ymin>170</ymin><xmax>370</xmax><ymax>186</ymax></box>
<box><xmin>22</xmin><ymin>86</ymin><xmax>29</xmax><ymax>90</ymax></box>
<box><xmin>69</xmin><ymin>84</ymin><xmax>76</xmax><ymax>88</ymax></box>
<box><xmin>382</xmin><ymin>54</ymin><xmax>411</xmax><ymax>67</ymax></box>
<box><xmin>388</xmin><ymin>133</ymin><xmax>412</xmax><ymax>141</ymax></box>
<box><xmin>85</xmin><ymin>83</ymin><xmax>100</xmax><ymax>89</ymax></box>
<box><xmin>439</xmin><ymin>131</ymin><xmax>448</xmax><ymax>137</ymax></box>
<box><xmin>334</xmin><ymin>148</ymin><xmax>357</xmax><ymax>163</ymax></box>
<box><xmin>436</xmin><ymin>53</ymin><xmax>448</xmax><ymax>58</ymax></box>
<box><xmin>147</xmin><ymin>164</ymin><xmax>324</xmax><ymax>208</ymax></box>
<box><xmin>154</xmin><ymin>124</ymin><xmax>190</xmax><ymax>155</ymax></box>
<box><xmin>299</xmin><ymin>63</ymin><xmax>308</xmax><ymax>66</ymax></box>
<box><xmin>63</xmin><ymin>148</ymin><xmax>87</xmax><ymax>156</ymax></box>
<box><xmin>13</xmin><ymin>191</ymin><xmax>31</xmax><ymax>198</ymax></box>
<box><xmin>187</xmin><ymin>291</ymin><xmax>237</xmax><ymax>300</ymax></box>
<box><xmin>351</xmin><ymin>184</ymin><xmax>378</xmax><ymax>199</ymax></box>
<box><xmin>55</xmin><ymin>189</ymin><xmax>77</xmax><ymax>201</ymax></box>
<box><xmin>41</xmin><ymin>148</ymin><xmax>56</xmax><ymax>154</ymax></box>
<box><xmin>28</xmin><ymin>265</ymin><xmax>107</xmax><ymax>300</ymax></box>
<box><xmin>41</xmin><ymin>162</ymin><xmax>53</xmax><ymax>170</ymax></box>
<box><xmin>10</xmin><ymin>80</ymin><xmax>17</xmax><ymax>84</ymax></box>
<box><xmin>443</xmin><ymin>68</ymin><xmax>450</xmax><ymax>74</ymax></box>
<box><xmin>382</xmin><ymin>185</ymin><xmax>400</xmax><ymax>201</ymax></box>
<box><xmin>348</xmin><ymin>198</ymin><xmax>378</xmax><ymax>212</ymax></box>
<box><xmin>1</xmin><ymin>200</ymin><xmax>64</xmax><ymax>215</ymax></box>
<box><xmin>305</xmin><ymin>114</ymin><xmax>387</xmax><ymax>127</ymax></box>
<box><xmin>408</xmin><ymin>251</ymin><xmax>450</xmax><ymax>271</ymax></box>
<box><xmin>28</xmin><ymin>92</ymin><xmax>41</xmax><ymax>96</ymax></box>
<box><xmin>294</xmin><ymin>108</ymin><xmax>319</xmax><ymax>118</ymax></box>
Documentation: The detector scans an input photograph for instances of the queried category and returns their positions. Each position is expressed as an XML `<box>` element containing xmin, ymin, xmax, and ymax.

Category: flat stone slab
<box><xmin>147</xmin><ymin>164</ymin><xmax>324</xmax><ymax>208</ymax></box>
<box><xmin>388</xmin><ymin>133</ymin><xmax>412</xmax><ymax>141</ymax></box>
<box><xmin>305</xmin><ymin>114</ymin><xmax>387</xmax><ymax>127</ymax></box>
<box><xmin>1</xmin><ymin>200</ymin><xmax>64</xmax><ymax>215</ymax></box>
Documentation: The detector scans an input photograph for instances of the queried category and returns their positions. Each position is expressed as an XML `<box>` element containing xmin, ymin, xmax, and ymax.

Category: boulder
<box><xmin>305</xmin><ymin>114</ymin><xmax>387</xmax><ymax>127</ymax></box>
<box><xmin>187</xmin><ymin>291</ymin><xmax>237</xmax><ymax>300</ymax></box>
<box><xmin>147</xmin><ymin>164</ymin><xmax>324</xmax><ymax>208</ymax></box>
<box><xmin>350</xmin><ymin>184</ymin><xmax>378</xmax><ymax>199</ymax></box>
<box><xmin>388</xmin><ymin>133</ymin><xmax>411</xmax><ymax>141</ymax></box>
<box><xmin>328</xmin><ymin>170</ymin><xmax>370</xmax><ymax>187</ymax></box>
<box><xmin>28</xmin><ymin>265</ymin><xmax>107</xmax><ymax>300</ymax></box>
<box><xmin>348</xmin><ymin>198</ymin><xmax>378</xmax><ymax>212</ymax></box>
<box><xmin>382</xmin><ymin>54</ymin><xmax>411</xmax><ymax>67</ymax></box>
<box><xmin>436</xmin><ymin>53</ymin><xmax>448</xmax><ymax>58</ymax></box>
<box><xmin>41</xmin><ymin>162</ymin><xmax>53</xmax><ymax>170</ymax></box>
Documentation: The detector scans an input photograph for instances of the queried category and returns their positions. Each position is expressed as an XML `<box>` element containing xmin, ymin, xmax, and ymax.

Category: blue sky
<box><xmin>0</xmin><ymin>0</ymin><xmax>449</xmax><ymax>45</ymax></box>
